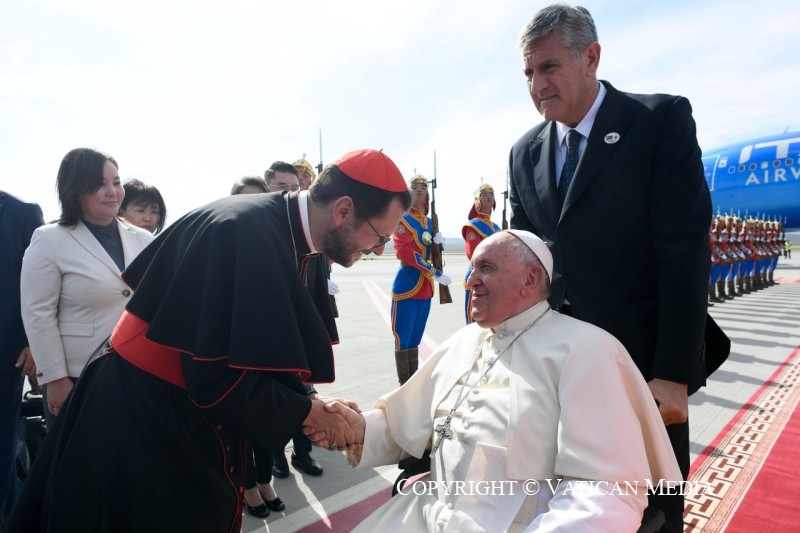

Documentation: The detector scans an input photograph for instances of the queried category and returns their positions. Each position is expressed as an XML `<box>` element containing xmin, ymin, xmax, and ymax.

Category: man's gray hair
<box><xmin>517</xmin><ymin>4</ymin><xmax>598</xmax><ymax>60</ymax></box>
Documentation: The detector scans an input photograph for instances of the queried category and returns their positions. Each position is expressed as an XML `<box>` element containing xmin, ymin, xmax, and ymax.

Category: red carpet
<box><xmin>684</xmin><ymin>346</ymin><xmax>800</xmax><ymax>532</ymax></box>
<box><xmin>724</xmin><ymin>394</ymin><xmax>800</xmax><ymax>531</ymax></box>
<box><xmin>296</xmin><ymin>487</ymin><xmax>391</xmax><ymax>532</ymax></box>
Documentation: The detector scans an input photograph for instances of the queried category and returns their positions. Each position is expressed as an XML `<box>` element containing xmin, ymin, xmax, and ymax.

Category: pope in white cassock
<box><xmin>317</xmin><ymin>230</ymin><xmax>682</xmax><ymax>532</ymax></box>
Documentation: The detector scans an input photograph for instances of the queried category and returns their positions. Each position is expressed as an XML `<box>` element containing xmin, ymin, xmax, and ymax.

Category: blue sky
<box><xmin>2</xmin><ymin>0</ymin><xmax>798</xmax><ymax>238</ymax></box>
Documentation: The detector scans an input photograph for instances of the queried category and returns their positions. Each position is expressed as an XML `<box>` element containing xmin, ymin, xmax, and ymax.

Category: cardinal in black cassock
<box><xmin>6</xmin><ymin>149</ymin><xmax>410</xmax><ymax>533</ymax></box>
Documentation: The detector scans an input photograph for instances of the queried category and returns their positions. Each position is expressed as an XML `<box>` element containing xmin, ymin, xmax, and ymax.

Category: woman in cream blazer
<box><xmin>21</xmin><ymin>148</ymin><xmax>153</xmax><ymax>425</ymax></box>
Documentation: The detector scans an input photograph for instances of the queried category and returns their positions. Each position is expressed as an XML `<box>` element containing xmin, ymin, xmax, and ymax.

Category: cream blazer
<box><xmin>21</xmin><ymin>218</ymin><xmax>153</xmax><ymax>384</ymax></box>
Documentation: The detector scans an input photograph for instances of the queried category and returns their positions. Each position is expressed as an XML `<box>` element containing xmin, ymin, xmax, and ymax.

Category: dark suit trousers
<box><xmin>0</xmin><ymin>371</ymin><xmax>24</xmax><ymax>523</ymax></box>
<box><xmin>651</xmin><ymin>421</ymin><xmax>690</xmax><ymax>532</ymax></box>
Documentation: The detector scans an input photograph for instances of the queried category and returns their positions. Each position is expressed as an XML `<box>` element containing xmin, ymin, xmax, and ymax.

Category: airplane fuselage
<box><xmin>703</xmin><ymin>132</ymin><xmax>800</xmax><ymax>228</ymax></box>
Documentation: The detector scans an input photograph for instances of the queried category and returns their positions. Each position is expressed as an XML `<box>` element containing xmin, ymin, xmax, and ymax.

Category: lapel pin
<box><xmin>604</xmin><ymin>132</ymin><xmax>621</xmax><ymax>144</ymax></box>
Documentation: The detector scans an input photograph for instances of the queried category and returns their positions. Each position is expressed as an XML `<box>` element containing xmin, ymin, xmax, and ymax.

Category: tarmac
<box><xmin>245</xmin><ymin>251</ymin><xmax>800</xmax><ymax>532</ymax></box>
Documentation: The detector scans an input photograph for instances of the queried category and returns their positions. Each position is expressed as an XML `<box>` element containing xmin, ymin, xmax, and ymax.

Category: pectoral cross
<box><xmin>431</xmin><ymin>415</ymin><xmax>455</xmax><ymax>453</ymax></box>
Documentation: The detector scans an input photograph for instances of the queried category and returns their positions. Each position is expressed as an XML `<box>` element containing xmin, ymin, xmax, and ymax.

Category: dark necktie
<box><xmin>558</xmin><ymin>129</ymin><xmax>582</xmax><ymax>204</ymax></box>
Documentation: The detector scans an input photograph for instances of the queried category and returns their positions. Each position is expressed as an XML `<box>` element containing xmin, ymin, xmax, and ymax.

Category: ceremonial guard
<box><xmin>719</xmin><ymin>215</ymin><xmax>739</xmax><ymax>299</ymax></box>
<box><xmin>766</xmin><ymin>219</ymin><xmax>781</xmax><ymax>285</ymax></box>
<box><xmin>740</xmin><ymin>217</ymin><xmax>755</xmax><ymax>292</ymax></box>
<box><xmin>293</xmin><ymin>156</ymin><xmax>317</xmax><ymax>191</ymax></box>
<box><xmin>714</xmin><ymin>215</ymin><xmax>734</xmax><ymax>301</ymax></box>
<box><xmin>752</xmin><ymin>218</ymin><xmax>768</xmax><ymax>289</ymax></box>
<box><xmin>746</xmin><ymin>216</ymin><xmax>766</xmax><ymax>290</ymax></box>
<box><xmin>390</xmin><ymin>174</ymin><xmax>450</xmax><ymax>385</ymax></box>
<box><xmin>708</xmin><ymin>218</ymin><xmax>727</xmax><ymax>304</ymax></box>
<box><xmin>727</xmin><ymin>215</ymin><xmax>746</xmax><ymax>296</ymax></box>
<box><xmin>461</xmin><ymin>183</ymin><xmax>501</xmax><ymax>323</ymax></box>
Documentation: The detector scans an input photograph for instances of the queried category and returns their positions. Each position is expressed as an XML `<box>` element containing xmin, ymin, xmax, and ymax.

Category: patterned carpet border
<box><xmin>683</xmin><ymin>346</ymin><xmax>800</xmax><ymax>532</ymax></box>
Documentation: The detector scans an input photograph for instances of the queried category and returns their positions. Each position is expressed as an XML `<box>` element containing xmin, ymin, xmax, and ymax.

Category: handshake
<box><xmin>301</xmin><ymin>397</ymin><xmax>366</xmax><ymax>465</ymax></box>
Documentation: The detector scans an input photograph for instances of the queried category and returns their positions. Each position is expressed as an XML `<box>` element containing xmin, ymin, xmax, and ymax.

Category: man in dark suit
<box><xmin>0</xmin><ymin>191</ymin><xmax>44</xmax><ymax>526</ymax></box>
<box><xmin>508</xmin><ymin>6</ymin><xmax>712</xmax><ymax>531</ymax></box>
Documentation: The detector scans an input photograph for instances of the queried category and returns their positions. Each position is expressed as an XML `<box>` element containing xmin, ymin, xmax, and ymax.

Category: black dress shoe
<box><xmin>243</xmin><ymin>499</ymin><xmax>270</xmax><ymax>519</ymax></box>
<box><xmin>291</xmin><ymin>452</ymin><xmax>323</xmax><ymax>476</ymax></box>
<box><xmin>262</xmin><ymin>494</ymin><xmax>285</xmax><ymax>512</ymax></box>
<box><xmin>272</xmin><ymin>452</ymin><xmax>290</xmax><ymax>478</ymax></box>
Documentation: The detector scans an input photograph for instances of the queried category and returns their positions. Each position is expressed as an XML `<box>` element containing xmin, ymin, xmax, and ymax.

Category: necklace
<box><xmin>431</xmin><ymin>306</ymin><xmax>550</xmax><ymax>454</ymax></box>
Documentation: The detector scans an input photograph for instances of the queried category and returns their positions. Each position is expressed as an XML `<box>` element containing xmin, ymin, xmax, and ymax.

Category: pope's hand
<box><xmin>434</xmin><ymin>273</ymin><xmax>452</xmax><ymax>286</ymax></box>
<box><xmin>433</xmin><ymin>232</ymin><xmax>444</xmax><ymax>245</ymax></box>
<box><xmin>316</xmin><ymin>396</ymin><xmax>362</xmax><ymax>413</ymax></box>
<box><xmin>327</xmin><ymin>279</ymin><xmax>340</xmax><ymax>295</ymax></box>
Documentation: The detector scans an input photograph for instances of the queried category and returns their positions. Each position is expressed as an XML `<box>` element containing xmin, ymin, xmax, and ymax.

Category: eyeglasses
<box><xmin>363</xmin><ymin>218</ymin><xmax>392</xmax><ymax>250</ymax></box>
<box><xmin>269</xmin><ymin>182</ymin><xmax>301</xmax><ymax>192</ymax></box>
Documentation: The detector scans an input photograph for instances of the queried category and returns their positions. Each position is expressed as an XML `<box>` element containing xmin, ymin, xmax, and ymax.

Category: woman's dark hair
<box><xmin>309</xmin><ymin>165</ymin><xmax>411</xmax><ymax>219</ymax></box>
<box><xmin>57</xmin><ymin>147</ymin><xmax>118</xmax><ymax>226</ymax></box>
<box><xmin>120</xmin><ymin>178</ymin><xmax>168</xmax><ymax>234</ymax></box>
<box><xmin>231</xmin><ymin>176</ymin><xmax>269</xmax><ymax>195</ymax></box>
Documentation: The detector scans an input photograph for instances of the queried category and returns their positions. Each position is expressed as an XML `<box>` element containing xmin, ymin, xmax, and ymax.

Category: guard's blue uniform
<box><xmin>462</xmin><ymin>213</ymin><xmax>500</xmax><ymax>323</ymax></box>
<box><xmin>390</xmin><ymin>208</ymin><xmax>436</xmax><ymax>351</ymax></box>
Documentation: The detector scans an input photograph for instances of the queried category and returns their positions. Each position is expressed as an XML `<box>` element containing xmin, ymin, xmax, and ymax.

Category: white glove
<box><xmin>433</xmin><ymin>273</ymin><xmax>452</xmax><ymax>286</ymax></box>
<box><xmin>327</xmin><ymin>279</ymin><xmax>341</xmax><ymax>295</ymax></box>
<box><xmin>433</xmin><ymin>232</ymin><xmax>445</xmax><ymax>245</ymax></box>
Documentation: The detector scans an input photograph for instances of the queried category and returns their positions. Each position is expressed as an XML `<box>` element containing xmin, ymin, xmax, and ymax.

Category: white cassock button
<box><xmin>472</xmin><ymin>389</ymin><xmax>479</xmax><ymax>395</ymax></box>
<box><xmin>469</xmin><ymin>405</ymin><xmax>476</xmax><ymax>412</ymax></box>
<box><xmin>481</xmin><ymin>376</ymin><xmax>489</xmax><ymax>383</ymax></box>
<box><xmin>463</xmin><ymin>422</ymin><xmax>470</xmax><ymax>429</ymax></box>
<box><xmin>447</xmin><ymin>503</ymin><xmax>454</xmax><ymax>510</ymax></box>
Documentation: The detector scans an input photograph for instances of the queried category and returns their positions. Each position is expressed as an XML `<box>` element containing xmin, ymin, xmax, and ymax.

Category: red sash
<box><xmin>111</xmin><ymin>310</ymin><xmax>187</xmax><ymax>389</ymax></box>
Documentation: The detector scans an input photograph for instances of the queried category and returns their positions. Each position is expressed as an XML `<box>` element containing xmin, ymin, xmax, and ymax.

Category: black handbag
<box><xmin>19</xmin><ymin>389</ymin><xmax>44</xmax><ymax>418</ymax></box>
<box><xmin>16</xmin><ymin>390</ymin><xmax>47</xmax><ymax>481</ymax></box>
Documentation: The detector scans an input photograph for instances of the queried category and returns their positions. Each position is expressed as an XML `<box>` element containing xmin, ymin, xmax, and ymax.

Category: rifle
<box><xmin>502</xmin><ymin>166</ymin><xmax>510</xmax><ymax>230</ymax></box>
<box><xmin>430</xmin><ymin>151</ymin><xmax>452</xmax><ymax>304</ymax></box>
<box><xmin>316</xmin><ymin>128</ymin><xmax>324</xmax><ymax>176</ymax></box>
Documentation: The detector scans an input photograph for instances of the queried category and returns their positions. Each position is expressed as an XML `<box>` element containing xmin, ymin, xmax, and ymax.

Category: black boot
<box><xmin>717</xmin><ymin>281</ymin><xmax>732</xmax><ymax>300</ymax></box>
<box><xmin>394</xmin><ymin>349</ymin><xmax>412</xmax><ymax>385</ymax></box>
<box><xmin>407</xmin><ymin>347</ymin><xmax>419</xmax><ymax>379</ymax></box>
<box><xmin>709</xmin><ymin>285</ymin><xmax>723</xmax><ymax>304</ymax></box>
<box><xmin>726</xmin><ymin>280</ymin><xmax>737</xmax><ymax>299</ymax></box>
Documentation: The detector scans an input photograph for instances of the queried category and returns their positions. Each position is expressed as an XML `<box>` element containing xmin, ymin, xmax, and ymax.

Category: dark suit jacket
<box><xmin>0</xmin><ymin>191</ymin><xmax>44</xmax><ymax>373</ymax></box>
<box><xmin>509</xmin><ymin>81</ymin><xmax>713</xmax><ymax>393</ymax></box>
